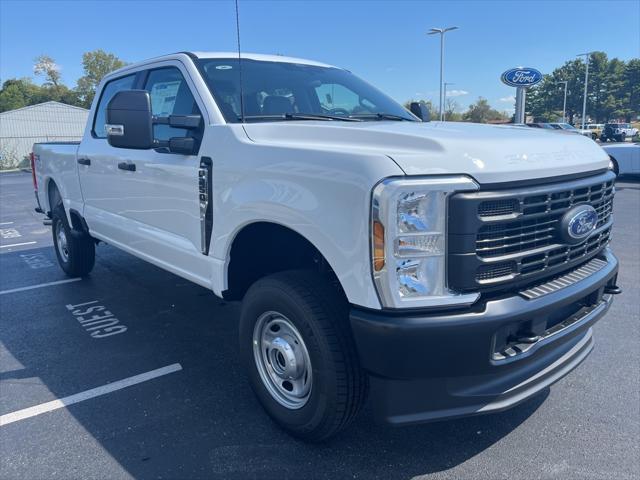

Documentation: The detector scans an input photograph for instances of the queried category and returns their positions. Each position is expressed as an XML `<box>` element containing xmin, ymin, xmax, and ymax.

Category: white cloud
<box><xmin>499</xmin><ymin>95</ymin><xmax>516</xmax><ymax>103</ymax></box>
<box><xmin>446</xmin><ymin>89</ymin><xmax>469</xmax><ymax>97</ymax></box>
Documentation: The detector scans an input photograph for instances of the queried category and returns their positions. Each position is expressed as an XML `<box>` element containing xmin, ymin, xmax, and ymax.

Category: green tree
<box><xmin>0</xmin><ymin>78</ymin><xmax>43</xmax><ymax>112</ymax></box>
<box><xmin>622</xmin><ymin>59</ymin><xmax>640</xmax><ymax>121</ymax></box>
<box><xmin>527</xmin><ymin>59</ymin><xmax>586</xmax><ymax>122</ymax></box>
<box><xmin>462</xmin><ymin>97</ymin><xmax>508</xmax><ymax>123</ymax></box>
<box><xmin>75</xmin><ymin>50</ymin><xmax>126</xmax><ymax>108</ymax></box>
<box><xmin>527</xmin><ymin>53</ymin><xmax>639</xmax><ymax>123</ymax></box>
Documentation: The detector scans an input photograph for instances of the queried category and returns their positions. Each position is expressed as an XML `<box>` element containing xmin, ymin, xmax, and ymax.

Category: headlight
<box><xmin>371</xmin><ymin>176</ymin><xmax>480</xmax><ymax>308</ymax></box>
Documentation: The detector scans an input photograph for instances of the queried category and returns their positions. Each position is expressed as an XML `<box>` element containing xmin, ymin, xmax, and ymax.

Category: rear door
<box><xmin>77</xmin><ymin>73</ymin><xmax>137</xmax><ymax>237</ymax></box>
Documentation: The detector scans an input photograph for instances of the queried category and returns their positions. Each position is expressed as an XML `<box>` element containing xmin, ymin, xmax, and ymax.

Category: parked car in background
<box><xmin>586</xmin><ymin>124</ymin><xmax>604</xmax><ymax>140</ymax></box>
<box><xmin>525</xmin><ymin>122</ymin><xmax>554</xmax><ymax>129</ymax></box>
<box><xmin>525</xmin><ymin>123</ymin><xmax>579</xmax><ymax>135</ymax></box>
<box><xmin>600</xmin><ymin>123</ymin><xmax>638</xmax><ymax>142</ymax></box>
<box><xmin>548</xmin><ymin>123</ymin><xmax>592</xmax><ymax>138</ymax></box>
<box><xmin>603</xmin><ymin>142</ymin><xmax>640</xmax><ymax>176</ymax></box>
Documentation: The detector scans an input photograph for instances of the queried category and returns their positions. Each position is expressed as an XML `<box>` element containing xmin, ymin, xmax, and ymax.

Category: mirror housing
<box><xmin>410</xmin><ymin>102</ymin><xmax>431</xmax><ymax>122</ymax></box>
<box><xmin>106</xmin><ymin>90</ymin><xmax>154</xmax><ymax>149</ymax></box>
<box><xmin>154</xmin><ymin>114</ymin><xmax>202</xmax><ymax>130</ymax></box>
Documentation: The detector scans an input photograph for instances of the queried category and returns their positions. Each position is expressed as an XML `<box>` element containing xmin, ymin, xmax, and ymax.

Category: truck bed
<box><xmin>33</xmin><ymin>141</ymin><xmax>82</xmax><ymax>215</ymax></box>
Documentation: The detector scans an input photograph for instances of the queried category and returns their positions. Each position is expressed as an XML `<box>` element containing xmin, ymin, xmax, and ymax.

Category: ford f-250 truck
<box><xmin>32</xmin><ymin>52</ymin><xmax>621</xmax><ymax>441</ymax></box>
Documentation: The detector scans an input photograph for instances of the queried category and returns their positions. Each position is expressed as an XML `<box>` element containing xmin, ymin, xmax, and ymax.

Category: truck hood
<box><xmin>243</xmin><ymin>121</ymin><xmax>610</xmax><ymax>184</ymax></box>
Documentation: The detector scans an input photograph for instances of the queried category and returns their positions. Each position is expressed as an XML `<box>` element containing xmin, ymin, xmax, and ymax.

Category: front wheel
<box><xmin>52</xmin><ymin>206</ymin><xmax>95</xmax><ymax>277</ymax></box>
<box><xmin>239</xmin><ymin>270</ymin><xmax>367</xmax><ymax>442</ymax></box>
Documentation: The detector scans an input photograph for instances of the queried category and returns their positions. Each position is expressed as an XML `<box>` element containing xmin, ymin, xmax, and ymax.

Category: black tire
<box><xmin>51</xmin><ymin>205</ymin><xmax>95</xmax><ymax>277</ymax></box>
<box><xmin>239</xmin><ymin>270</ymin><xmax>367</xmax><ymax>442</ymax></box>
<box><xmin>620</xmin><ymin>133</ymin><xmax>626</xmax><ymax>142</ymax></box>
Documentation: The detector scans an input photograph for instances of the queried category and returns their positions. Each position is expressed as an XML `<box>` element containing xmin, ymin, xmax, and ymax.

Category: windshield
<box><xmin>197</xmin><ymin>58</ymin><xmax>416</xmax><ymax>123</ymax></box>
<box><xmin>558</xmin><ymin>123</ymin><xmax>578</xmax><ymax>130</ymax></box>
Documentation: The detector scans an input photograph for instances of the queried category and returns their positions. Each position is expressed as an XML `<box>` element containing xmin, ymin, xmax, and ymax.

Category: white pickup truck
<box><xmin>32</xmin><ymin>52</ymin><xmax>621</xmax><ymax>441</ymax></box>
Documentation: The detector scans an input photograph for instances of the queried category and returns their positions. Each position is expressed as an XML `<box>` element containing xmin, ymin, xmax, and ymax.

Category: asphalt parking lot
<box><xmin>0</xmin><ymin>171</ymin><xmax>638</xmax><ymax>480</ymax></box>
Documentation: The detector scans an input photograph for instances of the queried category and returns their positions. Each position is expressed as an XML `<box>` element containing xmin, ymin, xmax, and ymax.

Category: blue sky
<box><xmin>1</xmin><ymin>0</ymin><xmax>638</xmax><ymax>113</ymax></box>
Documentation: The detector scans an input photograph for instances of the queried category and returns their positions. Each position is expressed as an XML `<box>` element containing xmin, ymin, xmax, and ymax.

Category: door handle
<box><xmin>77</xmin><ymin>158</ymin><xmax>91</xmax><ymax>166</ymax></box>
<box><xmin>118</xmin><ymin>162</ymin><xmax>136</xmax><ymax>172</ymax></box>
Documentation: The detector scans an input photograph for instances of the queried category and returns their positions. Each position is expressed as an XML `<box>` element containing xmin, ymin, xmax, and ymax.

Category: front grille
<box><xmin>448</xmin><ymin>171</ymin><xmax>616</xmax><ymax>292</ymax></box>
<box><xmin>476</xmin><ymin>179</ymin><xmax>613</xmax><ymax>259</ymax></box>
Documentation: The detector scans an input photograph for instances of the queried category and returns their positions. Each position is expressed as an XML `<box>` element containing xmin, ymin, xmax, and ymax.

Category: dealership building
<box><xmin>0</xmin><ymin>101</ymin><xmax>88</xmax><ymax>169</ymax></box>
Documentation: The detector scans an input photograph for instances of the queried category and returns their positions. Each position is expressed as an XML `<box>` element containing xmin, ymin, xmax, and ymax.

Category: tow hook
<box><xmin>513</xmin><ymin>333</ymin><xmax>541</xmax><ymax>344</ymax></box>
<box><xmin>604</xmin><ymin>285</ymin><xmax>622</xmax><ymax>295</ymax></box>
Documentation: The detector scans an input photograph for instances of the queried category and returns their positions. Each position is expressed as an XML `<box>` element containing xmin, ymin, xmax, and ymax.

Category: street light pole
<box><xmin>428</xmin><ymin>26</ymin><xmax>459</xmax><ymax>122</ymax></box>
<box><xmin>443</xmin><ymin>82</ymin><xmax>454</xmax><ymax>121</ymax></box>
<box><xmin>577</xmin><ymin>52</ymin><xmax>595</xmax><ymax>129</ymax></box>
<box><xmin>557</xmin><ymin>81</ymin><xmax>568</xmax><ymax>123</ymax></box>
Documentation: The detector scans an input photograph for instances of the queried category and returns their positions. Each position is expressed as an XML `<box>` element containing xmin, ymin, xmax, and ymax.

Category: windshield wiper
<box><xmin>349</xmin><ymin>113</ymin><xmax>416</xmax><ymax>121</ymax></box>
<box><xmin>243</xmin><ymin>113</ymin><xmax>362</xmax><ymax>122</ymax></box>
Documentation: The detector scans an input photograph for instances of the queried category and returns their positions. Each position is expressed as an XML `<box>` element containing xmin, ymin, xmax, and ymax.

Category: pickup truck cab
<box><xmin>32</xmin><ymin>52</ymin><xmax>621</xmax><ymax>441</ymax></box>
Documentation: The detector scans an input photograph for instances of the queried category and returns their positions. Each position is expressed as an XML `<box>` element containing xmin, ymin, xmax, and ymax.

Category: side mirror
<box><xmin>410</xmin><ymin>102</ymin><xmax>430</xmax><ymax>122</ymax></box>
<box><xmin>106</xmin><ymin>90</ymin><xmax>154</xmax><ymax>149</ymax></box>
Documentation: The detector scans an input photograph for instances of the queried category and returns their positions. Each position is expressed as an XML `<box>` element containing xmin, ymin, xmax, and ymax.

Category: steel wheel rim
<box><xmin>252</xmin><ymin>311</ymin><xmax>312</xmax><ymax>409</ymax></box>
<box><xmin>55</xmin><ymin>221</ymin><xmax>69</xmax><ymax>263</ymax></box>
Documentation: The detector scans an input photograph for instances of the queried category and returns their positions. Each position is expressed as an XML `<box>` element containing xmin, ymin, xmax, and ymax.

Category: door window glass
<box><xmin>92</xmin><ymin>74</ymin><xmax>136</xmax><ymax>138</ymax></box>
<box><xmin>144</xmin><ymin>67</ymin><xmax>201</xmax><ymax>141</ymax></box>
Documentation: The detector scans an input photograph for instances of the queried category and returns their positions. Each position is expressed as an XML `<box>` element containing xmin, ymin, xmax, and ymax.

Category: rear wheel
<box><xmin>239</xmin><ymin>270</ymin><xmax>367</xmax><ymax>441</ymax></box>
<box><xmin>52</xmin><ymin>206</ymin><xmax>95</xmax><ymax>277</ymax></box>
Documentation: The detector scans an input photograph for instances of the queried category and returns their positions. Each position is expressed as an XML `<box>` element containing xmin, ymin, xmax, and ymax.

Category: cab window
<box><xmin>92</xmin><ymin>74</ymin><xmax>136</xmax><ymax>138</ymax></box>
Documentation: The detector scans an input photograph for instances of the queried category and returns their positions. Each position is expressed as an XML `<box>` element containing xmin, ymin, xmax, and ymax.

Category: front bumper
<box><xmin>350</xmin><ymin>248</ymin><xmax>619</xmax><ymax>425</ymax></box>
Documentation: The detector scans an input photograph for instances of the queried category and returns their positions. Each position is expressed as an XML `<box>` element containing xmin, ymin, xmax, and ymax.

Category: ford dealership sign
<box><xmin>501</xmin><ymin>68</ymin><xmax>543</xmax><ymax>87</ymax></box>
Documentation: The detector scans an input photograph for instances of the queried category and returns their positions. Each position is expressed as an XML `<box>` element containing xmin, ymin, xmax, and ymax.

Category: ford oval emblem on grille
<box><xmin>559</xmin><ymin>205</ymin><xmax>598</xmax><ymax>244</ymax></box>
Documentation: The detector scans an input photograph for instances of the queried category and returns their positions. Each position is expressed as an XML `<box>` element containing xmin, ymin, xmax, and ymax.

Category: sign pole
<box><xmin>515</xmin><ymin>87</ymin><xmax>526</xmax><ymax>124</ymax></box>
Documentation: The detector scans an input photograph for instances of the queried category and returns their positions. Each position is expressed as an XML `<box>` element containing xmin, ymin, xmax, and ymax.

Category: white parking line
<box><xmin>0</xmin><ymin>363</ymin><xmax>183</xmax><ymax>426</ymax></box>
<box><xmin>0</xmin><ymin>278</ymin><xmax>81</xmax><ymax>295</ymax></box>
<box><xmin>0</xmin><ymin>241</ymin><xmax>37</xmax><ymax>249</ymax></box>
<box><xmin>0</xmin><ymin>222</ymin><xmax>14</xmax><ymax>225</ymax></box>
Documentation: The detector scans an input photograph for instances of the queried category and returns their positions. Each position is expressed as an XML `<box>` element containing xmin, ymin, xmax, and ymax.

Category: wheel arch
<box><xmin>46</xmin><ymin>178</ymin><xmax>85</xmax><ymax>229</ymax></box>
<box><xmin>608</xmin><ymin>154</ymin><xmax>619</xmax><ymax>176</ymax></box>
<box><xmin>223</xmin><ymin>221</ymin><xmax>347</xmax><ymax>302</ymax></box>
<box><xmin>46</xmin><ymin>177</ymin><xmax>62</xmax><ymax>212</ymax></box>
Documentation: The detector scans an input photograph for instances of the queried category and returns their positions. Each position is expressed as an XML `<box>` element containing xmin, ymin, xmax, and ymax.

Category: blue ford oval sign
<box><xmin>501</xmin><ymin>68</ymin><xmax>543</xmax><ymax>87</ymax></box>
<box><xmin>558</xmin><ymin>205</ymin><xmax>598</xmax><ymax>244</ymax></box>
<box><xmin>568</xmin><ymin>206</ymin><xmax>598</xmax><ymax>240</ymax></box>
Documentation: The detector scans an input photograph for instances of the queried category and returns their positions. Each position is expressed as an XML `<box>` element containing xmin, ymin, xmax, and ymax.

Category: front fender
<box><xmin>206</xmin><ymin>128</ymin><xmax>404</xmax><ymax>309</ymax></box>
